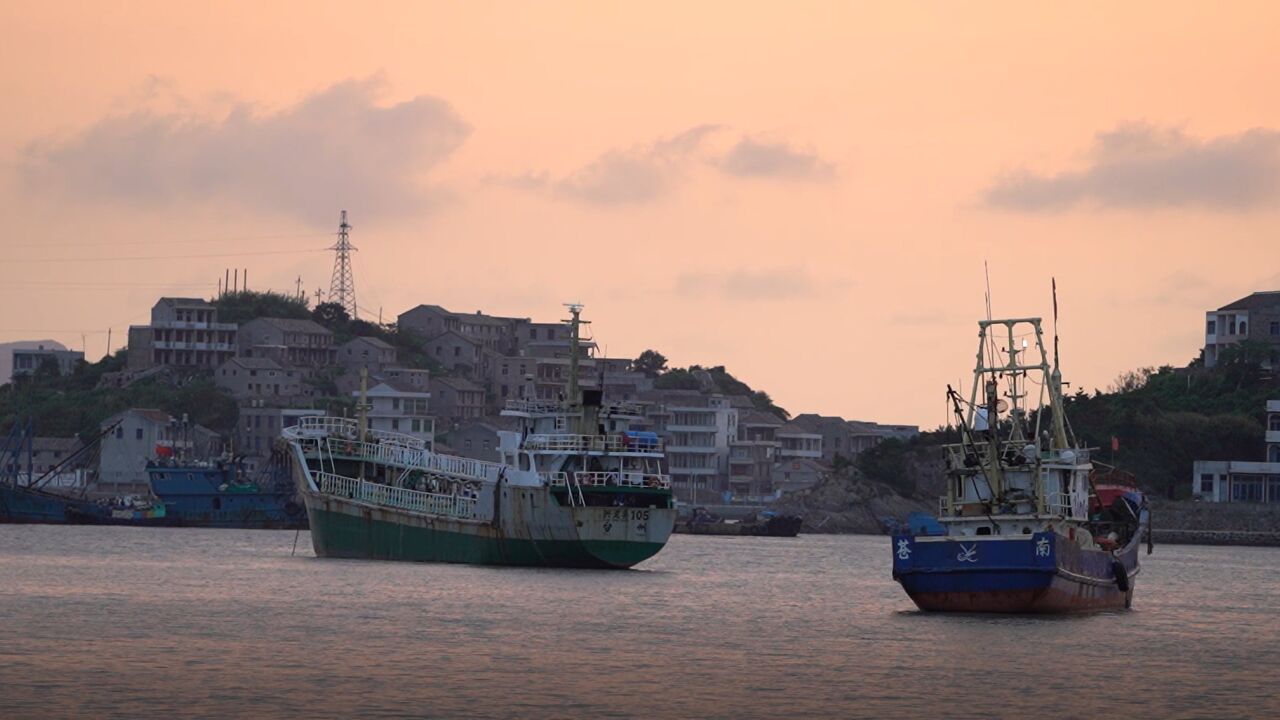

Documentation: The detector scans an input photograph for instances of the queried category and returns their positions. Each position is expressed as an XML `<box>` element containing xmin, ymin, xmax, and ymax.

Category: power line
<box><xmin>6</xmin><ymin>247</ymin><xmax>328</xmax><ymax>264</ymax></box>
<box><xmin>6</xmin><ymin>231</ymin><xmax>333</xmax><ymax>250</ymax></box>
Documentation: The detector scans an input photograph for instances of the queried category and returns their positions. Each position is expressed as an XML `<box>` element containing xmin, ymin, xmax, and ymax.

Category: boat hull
<box><xmin>892</xmin><ymin>531</ymin><xmax>1139</xmax><ymax>613</ymax></box>
<box><xmin>302</xmin><ymin>487</ymin><xmax>675</xmax><ymax>569</ymax></box>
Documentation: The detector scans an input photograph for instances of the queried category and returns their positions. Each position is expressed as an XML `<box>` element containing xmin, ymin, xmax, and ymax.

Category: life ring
<box><xmin>1112</xmin><ymin>560</ymin><xmax>1130</xmax><ymax>593</ymax></box>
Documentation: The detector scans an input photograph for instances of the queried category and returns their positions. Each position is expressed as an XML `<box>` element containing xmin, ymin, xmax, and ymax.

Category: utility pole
<box><xmin>327</xmin><ymin>210</ymin><xmax>358</xmax><ymax>319</ymax></box>
<box><xmin>295</xmin><ymin>275</ymin><xmax>304</xmax><ymax>300</ymax></box>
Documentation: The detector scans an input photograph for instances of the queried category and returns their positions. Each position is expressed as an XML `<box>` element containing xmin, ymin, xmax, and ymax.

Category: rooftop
<box><xmin>343</xmin><ymin>335</ymin><xmax>395</xmax><ymax>350</ymax></box>
<box><xmin>1218</xmin><ymin>291</ymin><xmax>1280</xmax><ymax>312</ymax></box>
<box><xmin>246</xmin><ymin>317</ymin><xmax>333</xmax><ymax>336</ymax></box>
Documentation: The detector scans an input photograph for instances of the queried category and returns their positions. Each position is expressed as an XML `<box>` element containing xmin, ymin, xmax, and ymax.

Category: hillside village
<box><xmin>1</xmin><ymin>290</ymin><xmax>918</xmax><ymax>505</ymax></box>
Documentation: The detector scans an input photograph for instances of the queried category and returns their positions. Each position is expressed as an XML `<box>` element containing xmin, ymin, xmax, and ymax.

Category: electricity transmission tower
<box><xmin>327</xmin><ymin>210</ymin><xmax>358</xmax><ymax>319</ymax></box>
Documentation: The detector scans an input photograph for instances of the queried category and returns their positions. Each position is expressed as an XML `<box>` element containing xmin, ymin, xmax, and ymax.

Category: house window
<box><xmin>1270</xmin><ymin>415</ymin><xmax>1280</xmax><ymax>432</ymax></box>
<box><xmin>1271</xmin><ymin>321</ymin><xmax>1280</xmax><ymax>336</ymax></box>
<box><xmin>1200</xmin><ymin>473</ymin><xmax>1214</xmax><ymax>493</ymax></box>
<box><xmin>1206</xmin><ymin>320</ymin><xmax>1216</xmax><ymax>335</ymax></box>
<box><xmin>116</xmin><ymin>427</ymin><xmax>123</xmax><ymax>439</ymax></box>
<box><xmin>454</xmin><ymin>346</ymin><xmax>460</xmax><ymax>357</ymax></box>
<box><xmin>1231</xmin><ymin>477</ymin><xmax>1263</xmax><ymax>502</ymax></box>
<box><xmin>1239</xmin><ymin>321</ymin><xmax>1248</xmax><ymax>335</ymax></box>
<box><xmin>392</xmin><ymin>398</ymin><xmax>401</xmax><ymax>411</ymax></box>
<box><xmin>391</xmin><ymin>419</ymin><xmax>400</xmax><ymax>430</ymax></box>
<box><xmin>135</xmin><ymin>428</ymin><xmax>144</xmax><ymax>440</ymax></box>
<box><xmin>465</xmin><ymin>439</ymin><xmax>473</xmax><ymax>449</ymax></box>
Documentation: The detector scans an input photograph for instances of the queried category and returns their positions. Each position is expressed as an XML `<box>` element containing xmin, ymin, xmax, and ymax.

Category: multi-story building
<box><xmin>423</xmin><ymin>331</ymin><xmax>484</xmax><ymax>376</ymax></box>
<box><xmin>98</xmin><ymin>409</ymin><xmax>222</xmax><ymax>493</ymax></box>
<box><xmin>357</xmin><ymin>379</ymin><xmax>434</xmax><ymax>446</ymax></box>
<box><xmin>9</xmin><ymin>345</ymin><xmax>84</xmax><ymax>381</ymax></box>
<box><xmin>0</xmin><ymin>437</ymin><xmax>86</xmax><ymax>490</ymax></box>
<box><xmin>430</xmin><ymin>376</ymin><xmax>486</xmax><ymax>424</ymax></box>
<box><xmin>639</xmin><ymin>390</ymin><xmax>738</xmax><ymax>500</ymax></box>
<box><xmin>127</xmin><ymin>297</ymin><xmax>238</xmax><ymax>371</ymax></box>
<box><xmin>442</xmin><ymin>420</ymin><xmax>509</xmax><ymax>462</ymax></box>
<box><xmin>777</xmin><ymin>416</ymin><xmax>824</xmax><ymax>461</ymax></box>
<box><xmin>1192</xmin><ymin>400</ymin><xmax>1280</xmax><ymax>503</ymax></box>
<box><xmin>1203</xmin><ymin>291</ymin><xmax>1280</xmax><ymax>368</ymax></box>
<box><xmin>239</xmin><ymin>317</ymin><xmax>336</xmax><ymax>368</ymax></box>
<box><xmin>728</xmin><ymin>408</ymin><xmax>783</xmax><ymax>498</ymax></box>
<box><xmin>235</xmin><ymin>407</ymin><xmax>319</xmax><ymax>471</ymax></box>
<box><xmin>214</xmin><ymin>357</ymin><xmax>304</xmax><ymax>403</ymax></box>
<box><xmin>337</xmin><ymin>336</ymin><xmax>397</xmax><ymax>374</ymax></box>
<box><xmin>398</xmin><ymin>305</ymin><xmax>524</xmax><ymax>355</ymax></box>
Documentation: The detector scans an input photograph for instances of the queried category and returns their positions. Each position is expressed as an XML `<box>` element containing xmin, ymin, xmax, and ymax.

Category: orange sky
<box><xmin>2</xmin><ymin>2</ymin><xmax>1279</xmax><ymax>426</ymax></box>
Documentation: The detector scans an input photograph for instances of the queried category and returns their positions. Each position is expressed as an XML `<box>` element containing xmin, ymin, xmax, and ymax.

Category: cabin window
<box><xmin>1022</xmin><ymin>527</ymin><xmax>1032</xmax><ymax>534</ymax></box>
<box><xmin>976</xmin><ymin>526</ymin><xmax>992</xmax><ymax>535</ymax></box>
<box><xmin>519</xmin><ymin>453</ymin><xmax>531</xmax><ymax>471</ymax></box>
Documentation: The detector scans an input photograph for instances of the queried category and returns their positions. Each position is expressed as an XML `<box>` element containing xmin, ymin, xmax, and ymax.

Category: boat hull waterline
<box><xmin>892</xmin><ymin>531</ymin><xmax>1140</xmax><ymax>613</ymax></box>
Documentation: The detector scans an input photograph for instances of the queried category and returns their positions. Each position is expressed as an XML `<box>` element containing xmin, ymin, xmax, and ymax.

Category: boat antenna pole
<box><xmin>357</xmin><ymin>366</ymin><xmax>371</xmax><ymax>443</ymax></box>
<box><xmin>564</xmin><ymin>303</ymin><xmax>589</xmax><ymax>432</ymax></box>
<box><xmin>1049</xmin><ymin>279</ymin><xmax>1070</xmax><ymax>450</ymax></box>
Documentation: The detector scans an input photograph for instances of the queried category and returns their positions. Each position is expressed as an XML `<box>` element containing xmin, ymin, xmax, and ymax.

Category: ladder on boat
<box><xmin>566</xmin><ymin>473</ymin><xmax>586</xmax><ymax>507</ymax></box>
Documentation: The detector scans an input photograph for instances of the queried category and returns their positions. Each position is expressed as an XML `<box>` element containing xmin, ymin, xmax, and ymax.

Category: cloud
<box><xmin>675</xmin><ymin>267</ymin><xmax>820</xmax><ymax>301</ymax></box>
<box><xmin>545</xmin><ymin>124</ymin><xmax>721</xmax><ymax>205</ymax></box>
<box><xmin>20</xmin><ymin>76</ymin><xmax>471</xmax><ymax>222</ymax></box>
<box><xmin>986</xmin><ymin>123</ymin><xmax>1280</xmax><ymax>212</ymax></box>
<box><xmin>712</xmin><ymin>138</ymin><xmax>835</xmax><ymax>180</ymax></box>
<box><xmin>499</xmin><ymin>125</ymin><xmax>835</xmax><ymax>205</ymax></box>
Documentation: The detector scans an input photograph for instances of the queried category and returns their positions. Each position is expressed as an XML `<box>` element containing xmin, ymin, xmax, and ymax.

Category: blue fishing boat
<box><xmin>146</xmin><ymin>453</ymin><xmax>306</xmax><ymax>529</ymax></box>
<box><xmin>891</xmin><ymin>310</ymin><xmax>1150</xmax><ymax>613</ymax></box>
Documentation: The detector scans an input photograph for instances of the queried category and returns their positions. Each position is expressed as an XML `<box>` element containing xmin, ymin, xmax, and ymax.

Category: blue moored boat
<box><xmin>146</xmin><ymin>453</ymin><xmax>306</xmax><ymax>529</ymax></box>
<box><xmin>891</xmin><ymin>312</ymin><xmax>1150</xmax><ymax>613</ymax></box>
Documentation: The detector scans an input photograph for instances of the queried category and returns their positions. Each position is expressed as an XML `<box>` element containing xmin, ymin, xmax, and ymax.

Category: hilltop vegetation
<box><xmin>635</xmin><ymin>349</ymin><xmax>790</xmax><ymax>420</ymax></box>
<box><xmin>0</xmin><ymin>351</ymin><xmax>238</xmax><ymax>440</ymax></box>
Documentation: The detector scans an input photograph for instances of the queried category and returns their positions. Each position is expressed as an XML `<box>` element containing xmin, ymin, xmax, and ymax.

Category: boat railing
<box><xmin>283</xmin><ymin>416</ymin><xmax>426</xmax><ymax>449</ymax></box>
<box><xmin>944</xmin><ymin>441</ymin><xmax>1092</xmax><ymax>468</ymax></box>
<box><xmin>540</xmin><ymin>470</ymin><xmax>669</xmax><ymax>493</ymax></box>
<box><xmin>503</xmin><ymin>399</ymin><xmax>569</xmax><ymax>415</ymax></box>
<box><xmin>574</xmin><ymin>470</ymin><xmax>671</xmax><ymax>489</ymax></box>
<box><xmin>315</xmin><ymin>472</ymin><xmax>479</xmax><ymax>520</ymax></box>
<box><xmin>524</xmin><ymin>433</ymin><xmax>663</xmax><ymax>454</ymax></box>
<box><xmin>313</xmin><ymin>436</ymin><xmax>505</xmax><ymax>484</ymax></box>
<box><xmin>1044</xmin><ymin>491</ymin><xmax>1078</xmax><ymax>518</ymax></box>
<box><xmin>601</xmin><ymin>401</ymin><xmax>645</xmax><ymax>417</ymax></box>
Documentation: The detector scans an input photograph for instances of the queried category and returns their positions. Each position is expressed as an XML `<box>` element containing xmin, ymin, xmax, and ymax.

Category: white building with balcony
<box><xmin>638</xmin><ymin>390</ymin><xmax>738</xmax><ymax>499</ymax></box>
<box><xmin>356</xmin><ymin>379</ymin><xmax>435</xmax><ymax>448</ymax></box>
<box><xmin>1203</xmin><ymin>291</ymin><xmax>1280</xmax><ymax>368</ymax></box>
<box><xmin>1192</xmin><ymin>400</ymin><xmax>1280</xmax><ymax>503</ymax></box>
<box><xmin>127</xmin><ymin>297</ymin><xmax>238</xmax><ymax>371</ymax></box>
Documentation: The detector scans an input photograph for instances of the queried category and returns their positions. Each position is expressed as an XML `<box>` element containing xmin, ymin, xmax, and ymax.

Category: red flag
<box><xmin>1111</xmin><ymin>436</ymin><xmax>1120</xmax><ymax>452</ymax></box>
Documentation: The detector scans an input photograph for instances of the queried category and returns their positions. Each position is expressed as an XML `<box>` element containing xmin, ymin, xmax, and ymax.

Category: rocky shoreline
<box><xmin>770</xmin><ymin>479</ymin><xmax>1280</xmax><ymax>547</ymax></box>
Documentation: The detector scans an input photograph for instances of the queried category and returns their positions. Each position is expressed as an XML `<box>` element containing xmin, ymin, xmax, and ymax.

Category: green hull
<box><xmin>303</xmin><ymin>488</ymin><xmax>674</xmax><ymax>569</ymax></box>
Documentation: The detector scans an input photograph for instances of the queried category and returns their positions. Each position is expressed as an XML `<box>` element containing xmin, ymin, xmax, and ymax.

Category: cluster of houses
<box><xmin>5</xmin><ymin>296</ymin><xmax>919</xmax><ymax>502</ymax></box>
<box><xmin>21</xmin><ymin>289</ymin><xmax>1280</xmax><ymax>504</ymax></box>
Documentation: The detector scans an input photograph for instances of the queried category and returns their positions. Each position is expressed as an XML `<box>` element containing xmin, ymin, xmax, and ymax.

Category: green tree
<box><xmin>633</xmin><ymin>350</ymin><xmax>669</xmax><ymax>378</ymax></box>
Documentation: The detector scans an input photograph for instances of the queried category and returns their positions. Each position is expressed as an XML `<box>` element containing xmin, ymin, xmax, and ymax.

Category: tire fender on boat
<box><xmin>1112</xmin><ymin>560</ymin><xmax>1130</xmax><ymax>593</ymax></box>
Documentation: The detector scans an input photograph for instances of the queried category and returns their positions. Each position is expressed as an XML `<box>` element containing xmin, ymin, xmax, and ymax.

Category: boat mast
<box><xmin>1048</xmin><ymin>280</ymin><xmax>1070</xmax><ymax>451</ymax></box>
<box><xmin>564</xmin><ymin>303</ymin><xmax>590</xmax><ymax>433</ymax></box>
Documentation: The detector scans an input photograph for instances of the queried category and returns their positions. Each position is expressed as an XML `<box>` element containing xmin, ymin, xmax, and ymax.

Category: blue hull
<box><xmin>892</xmin><ymin>531</ymin><xmax>1139</xmax><ymax>613</ymax></box>
<box><xmin>0</xmin><ymin>484</ymin><xmax>168</xmax><ymax>526</ymax></box>
<box><xmin>149</xmin><ymin>465</ymin><xmax>306</xmax><ymax>530</ymax></box>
